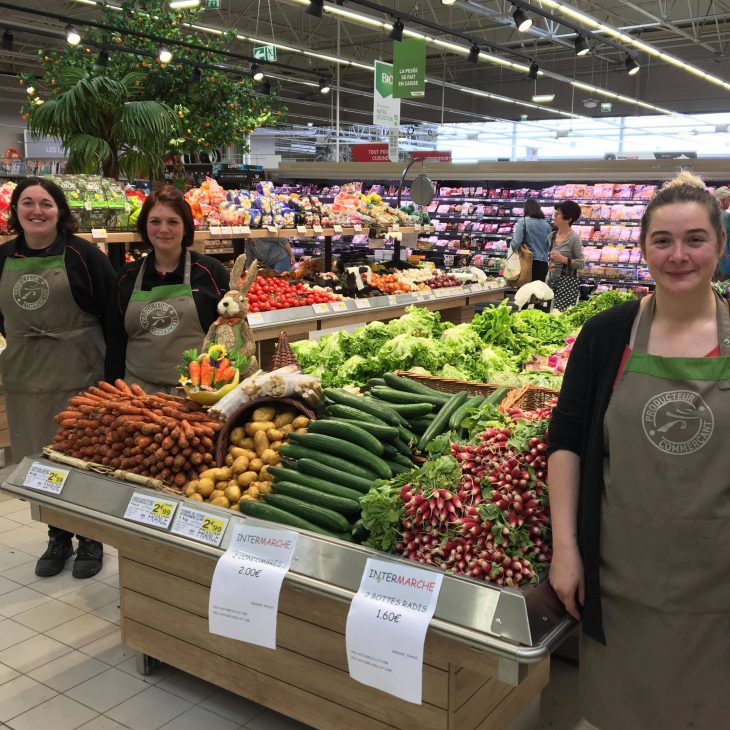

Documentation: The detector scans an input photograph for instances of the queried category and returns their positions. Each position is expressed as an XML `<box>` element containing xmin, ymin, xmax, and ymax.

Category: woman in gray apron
<box><xmin>105</xmin><ymin>185</ymin><xmax>229</xmax><ymax>393</ymax></box>
<box><xmin>0</xmin><ymin>178</ymin><xmax>116</xmax><ymax>579</ymax></box>
<box><xmin>547</xmin><ymin>172</ymin><xmax>730</xmax><ymax>729</ymax></box>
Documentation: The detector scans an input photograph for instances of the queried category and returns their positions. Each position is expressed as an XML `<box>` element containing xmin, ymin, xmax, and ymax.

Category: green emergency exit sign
<box><xmin>206</xmin><ymin>0</ymin><xmax>221</xmax><ymax>8</ymax></box>
<box><xmin>253</xmin><ymin>45</ymin><xmax>277</xmax><ymax>62</ymax></box>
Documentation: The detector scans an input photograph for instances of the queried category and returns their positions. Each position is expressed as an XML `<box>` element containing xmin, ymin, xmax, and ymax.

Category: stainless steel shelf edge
<box><xmin>2</xmin><ymin>457</ymin><xmax>569</xmax><ymax>664</ymax></box>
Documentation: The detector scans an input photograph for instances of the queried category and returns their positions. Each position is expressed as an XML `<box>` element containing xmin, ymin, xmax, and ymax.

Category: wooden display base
<box><xmin>38</xmin><ymin>504</ymin><xmax>549</xmax><ymax>730</ymax></box>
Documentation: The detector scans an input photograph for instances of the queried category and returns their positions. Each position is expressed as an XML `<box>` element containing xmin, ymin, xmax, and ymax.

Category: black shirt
<box><xmin>547</xmin><ymin>300</ymin><xmax>640</xmax><ymax>643</ymax></box>
<box><xmin>0</xmin><ymin>232</ymin><xmax>116</xmax><ymax>337</ymax></box>
<box><xmin>105</xmin><ymin>249</ymin><xmax>230</xmax><ymax>381</ymax></box>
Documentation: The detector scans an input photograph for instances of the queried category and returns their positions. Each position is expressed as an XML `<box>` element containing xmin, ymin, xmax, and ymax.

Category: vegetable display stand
<box><xmin>2</xmin><ymin>458</ymin><xmax>571</xmax><ymax>730</ymax></box>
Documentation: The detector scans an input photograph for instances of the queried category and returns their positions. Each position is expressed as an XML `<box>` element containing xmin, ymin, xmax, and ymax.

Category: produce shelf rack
<box><xmin>2</xmin><ymin>457</ymin><xmax>572</xmax><ymax>730</ymax></box>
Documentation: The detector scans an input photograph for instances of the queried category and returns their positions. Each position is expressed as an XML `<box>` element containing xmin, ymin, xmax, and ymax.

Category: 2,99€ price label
<box><xmin>209</xmin><ymin>523</ymin><xmax>298</xmax><ymax>649</ymax></box>
<box><xmin>23</xmin><ymin>463</ymin><xmax>70</xmax><ymax>495</ymax></box>
<box><xmin>123</xmin><ymin>493</ymin><xmax>177</xmax><ymax>530</ymax></box>
<box><xmin>346</xmin><ymin>557</ymin><xmax>443</xmax><ymax>704</ymax></box>
<box><xmin>171</xmin><ymin>506</ymin><xmax>229</xmax><ymax>547</ymax></box>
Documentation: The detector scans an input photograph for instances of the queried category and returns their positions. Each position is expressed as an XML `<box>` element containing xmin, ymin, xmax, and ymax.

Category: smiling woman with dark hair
<box><xmin>0</xmin><ymin>177</ymin><xmax>116</xmax><ymax>580</ymax></box>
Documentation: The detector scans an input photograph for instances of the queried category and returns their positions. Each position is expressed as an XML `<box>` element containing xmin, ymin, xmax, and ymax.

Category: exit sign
<box><xmin>253</xmin><ymin>45</ymin><xmax>277</xmax><ymax>62</ymax></box>
<box><xmin>601</xmin><ymin>102</ymin><xmax>612</xmax><ymax>113</ymax></box>
<box><xmin>206</xmin><ymin>0</ymin><xmax>221</xmax><ymax>8</ymax></box>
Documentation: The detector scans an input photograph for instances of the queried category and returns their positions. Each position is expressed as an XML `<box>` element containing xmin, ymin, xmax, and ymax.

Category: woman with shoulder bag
<box><xmin>511</xmin><ymin>197</ymin><xmax>553</xmax><ymax>281</ymax></box>
<box><xmin>547</xmin><ymin>199</ymin><xmax>584</xmax><ymax>310</ymax></box>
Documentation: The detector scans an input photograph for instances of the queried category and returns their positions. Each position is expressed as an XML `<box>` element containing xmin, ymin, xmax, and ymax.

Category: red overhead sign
<box><xmin>352</xmin><ymin>143</ymin><xmax>390</xmax><ymax>162</ymax></box>
<box><xmin>411</xmin><ymin>151</ymin><xmax>452</xmax><ymax>162</ymax></box>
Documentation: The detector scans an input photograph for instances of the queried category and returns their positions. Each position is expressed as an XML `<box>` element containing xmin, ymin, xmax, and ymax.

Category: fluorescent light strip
<box><xmin>540</xmin><ymin>0</ymin><xmax>730</xmax><ymax>93</ymax></box>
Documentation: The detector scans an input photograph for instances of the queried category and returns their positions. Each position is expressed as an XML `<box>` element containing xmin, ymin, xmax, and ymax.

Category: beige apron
<box><xmin>0</xmin><ymin>251</ymin><xmax>104</xmax><ymax>459</ymax></box>
<box><xmin>581</xmin><ymin>293</ymin><xmax>730</xmax><ymax>730</ymax></box>
<box><xmin>124</xmin><ymin>251</ymin><xmax>205</xmax><ymax>393</ymax></box>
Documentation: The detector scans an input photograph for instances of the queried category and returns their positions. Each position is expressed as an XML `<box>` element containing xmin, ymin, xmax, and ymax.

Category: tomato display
<box><xmin>247</xmin><ymin>276</ymin><xmax>343</xmax><ymax>312</ymax></box>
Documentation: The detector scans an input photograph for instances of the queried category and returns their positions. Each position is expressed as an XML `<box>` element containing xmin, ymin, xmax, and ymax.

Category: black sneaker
<box><xmin>72</xmin><ymin>538</ymin><xmax>103</xmax><ymax>579</ymax></box>
<box><xmin>35</xmin><ymin>537</ymin><xmax>74</xmax><ymax>577</ymax></box>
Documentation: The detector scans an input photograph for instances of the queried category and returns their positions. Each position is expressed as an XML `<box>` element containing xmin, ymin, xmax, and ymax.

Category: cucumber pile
<box><xmin>240</xmin><ymin>373</ymin><xmax>510</xmax><ymax>543</ymax></box>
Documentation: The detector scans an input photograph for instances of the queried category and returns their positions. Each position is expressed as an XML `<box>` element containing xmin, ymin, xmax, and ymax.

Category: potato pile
<box><xmin>183</xmin><ymin>405</ymin><xmax>310</xmax><ymax>509</ymax></box>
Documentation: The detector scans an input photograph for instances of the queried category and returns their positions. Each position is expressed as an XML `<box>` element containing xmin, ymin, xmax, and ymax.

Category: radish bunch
<box><xmin>394</xmin><ymin>404</ymin><xmax>554</xmax><ymax>587</ymax></box>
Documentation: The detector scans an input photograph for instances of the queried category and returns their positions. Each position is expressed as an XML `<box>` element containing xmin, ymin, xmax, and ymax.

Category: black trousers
<box><xmin>48</xmin><ymin>525</ymin><xmax>101</xmax><ymax>547</ymax></box>
<box><xmin>531</xmin><ymin>260</ymin><xmax>549</xmax><ymax>282</ymax></box>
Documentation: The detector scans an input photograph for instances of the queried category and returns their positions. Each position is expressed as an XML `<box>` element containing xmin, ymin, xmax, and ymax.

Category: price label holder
<box><xmin>23</xmin><ymin>462</ymin><xmax>70</xmax><ymax>495</ymax></box>
<box><xmin>241</xmin><ymin>225</ymin><xmax>251</xmax><ymax>236</ymax></box>
<box><xmin>435</xmin><ymin>289</ymin><xmax>449</xmax><ymax>298</ymax></box>
<box><xmin>414</xmin><ymin>224</ymin><xmax>422</xmax><ymax>232</ymax></box>
<box><xmin>387</xmin><ymin>295</ymin><xmax>399</xmax><ymax>306</ymax></box>
<box><xmin>221</xmin><ymin>226</ymin><xmax>234</xmax><ymax>237</ymax></box>
<box><xmin>297</xmin><ymin>225</ymin><xmax>307</xmax><ymax>234</ymax></box>
<box><xmin>392</xmin><ymin>223</ymin><xmax>400</xmax><ymax>232</ymax></box>
<box><xmin>312</xmin><ymin>303</ymin><xmax>330</xmax><ymax>314</ymax></box>
<box><xmin>209</xmin><ymin>523</ymin><xmax>298</xmax><ymax>649</ymax></box>
<box><xmin>353</xmin><ymin>224</ymin><xmax>363</xmax><ymax>233</ymax></box>
<box><xmin>231</xmin><ymin>226</ymin><xmax>245</xmax><ymax>236</ymax></box>
<box><xmin>247</xmin><ymin>313</ymin><xmax>265</xmax><ymax>325</ymax></box>
<box><xmin>354</xmin><ymin>298</ymin><xmax>371</xmax><ymax>309</ymax></box>
<box><xmin>333</xmin><ymin>224</ymin><xmax>343</xmax><ymax>234</ymax></box>
<box><xmin>171</xmin><ymin>506</ymin><xmax>229</xmax><ymax>547</ymax></box>
<box><xmin>90</xmin><ymin>228</ymin><xmax>107</xmax><ymax>241</ymax></box>
<box><xmin>209</xmin><ymin>226</ymin><xmax>222</xmax><ymax>237</ymax></box>
<box><xmin>313</xmin><ymin>225</ymin><xmax>324</xmax><ymax>235</ymax></box>
<box><xmin>267</xmin><ymin>225</ymin><xmax>278</xmax><ymax>234</ymax></box>
<box><xmin>330</xmin><ymin>300</ymin><xmax>348</xmax><ymax>312</ymax></box>
<box><xmin>346</xmin><ymin>557</ymin><xmax>443</xmax><ymax>704</ymax></box>
<box><xmin>123</xmin><ymin>492</ymin><xmax>177</xmax><ymax>530</ymax></box>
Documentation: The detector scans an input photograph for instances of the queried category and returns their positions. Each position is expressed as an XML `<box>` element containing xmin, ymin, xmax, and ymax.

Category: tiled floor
<box><xmin>0</xmin><ymin>468</ymin><xmax>583</xmax><ymax>730</ymax></box>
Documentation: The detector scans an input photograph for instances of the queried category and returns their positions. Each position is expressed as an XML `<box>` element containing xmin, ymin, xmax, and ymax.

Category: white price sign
<box><xmin>297</xmin><ymin>225</ymin><xmax>307</xmax><ymax>234</ymax></box>
<box><xmin>313</xmin><ymin>225</ymin><xmax>324</xmax><ymax>234</ymax></box>
<box><xmin>435</xmin><ymin>289</ymin><xmax>449</xmax><ymax>298</ymax></box>
<box><xmin>23</xmin><ymin>462</ymin><xmax>69</xmax><ymax>495</ymax></box>
<box><xmin>241</xmin><ymin>225</ymin><xmax>251</xmax><ymax>235</ymax></box>
<box><xmin>124</xmin><ymin>493</ymin><xmax>177</xmax><ymax>529</ymax></box>
<box><xmin>171</xmin><ymin>506</ymin><xmax>229</xmax><ymax>547</ymax></box>
<box><xmin>232</xmin><ymin>226</ymin><xmax>245</xmax><ymax>236</ymax></box>
<box><xmin>330</xmin><ymin>300</ymin><xmax>348</xmax><ymax>312</ymax></box>
<box><xmin>90</xmin><ymin>228</ymin><xmax>107</xmax><ymax>240</ymax></box>
<box><xmin>346</xmin><ymin>558</ymin><xmax>443</xmax><ymax>704</ymax></box>
<box><xmin>209</xmin><ymin>523</ymin><xmax>298</xmax><ymax>649</ymax></box>
<box><xmin>353</xmin><ymin>224</ymin><xmax>363</xmax><ymax>232</ymax></box>
<box><xmin>209</xmin><ymin>226</ymin><xmax>222</xmax><ymax>237</ymax></box>
<box><xmin>247</xmin><ymin>313</ymin><xmax>265</xmax><ymax>325</ymax></box>
<box><xmin>221</xmin><ymin>226</ymin><xmax>234</xmax><ymax>236</ymax></box>
<box><xmin>312</xmin><ymin>303</ymin><xmax>330</xmax><ymax>314</ymax></box>
<box><xmin>355</xmin><ymin>298</ymin><xmax>372</xmax><ymax>309</ymax></box>
<box><xmin>334</xmin><ymin>224</ymin><xmax>343</xmax><ymax>234</ymax></box>
<box><xmin>387</xmin><ymin>295</ymin><xmax>399</xmax><ymax>305</ymax></box>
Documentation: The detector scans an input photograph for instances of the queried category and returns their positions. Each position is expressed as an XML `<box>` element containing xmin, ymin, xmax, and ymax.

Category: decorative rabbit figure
<box><xmin>203</xmin><ymin>256</ymin><xmax>259</xmax><ymax>377</ymax></box>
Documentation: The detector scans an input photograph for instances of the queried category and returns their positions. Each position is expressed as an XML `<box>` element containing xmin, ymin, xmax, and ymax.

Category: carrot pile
<box><xmin>51</xmin><ymin>380</ymin><xmax>222</xmax><ymax>489</ymax></box>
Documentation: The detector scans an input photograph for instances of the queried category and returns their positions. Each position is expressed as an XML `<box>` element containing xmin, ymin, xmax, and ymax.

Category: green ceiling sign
<box><xmin>253</xmin><ymin>45</ymin><xmax>277</xmax><ymax>62</ymax></box>
<box><xmin>393</xmin><ymin>38</ymin><xmax>425</xmax><ymax>99</ymax></box>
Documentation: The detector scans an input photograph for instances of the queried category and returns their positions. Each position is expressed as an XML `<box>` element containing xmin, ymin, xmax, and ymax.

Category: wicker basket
<box><xmin>501</xmin><ymin>385</ymin><xmax>560</xmax><ymax>412</ymax></box>
<box><xmin>215</xmin><ymin>396</ymin><xmax>316</xmax><ymax>466</ymax></box>
<box><xmin>270</xmin><ymin>331</ymin><xmax>302</xmax><ymax>372</ymax></box>
<box><xmin>395</xmin><ymin>370</ymin><xmax>508</xmax><ymax>398</ymax></box>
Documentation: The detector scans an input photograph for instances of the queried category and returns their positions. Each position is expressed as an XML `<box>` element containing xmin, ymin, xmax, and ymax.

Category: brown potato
<box><xmin>188</xmin><ymin>492</ymin><xmax>204</xmax><ymax>501</ymax></box>
<box><xmin>274</xmin><ymin>411</ymin><xmax>295</xmax><ymax>428</ymax></box>
<box><xmin>197</xmin><ymin>478</ymin><xmax>215</xmax><ymax>497</ymax></box>
<box><xmin>246</xmin><ymin>485</ymin><xmax>260</xmax><ymax>498</ymax></box>
<box><xmin>229</xmin><ymin>446</ymin><xmax>248</xmax><ymax>459</ymax></box>
<box><xmin>184</xmin><ymin>483</ymin><xmax>197</xmax><ymax>497</ymax></box>
<box><xmin>231</xmin><ymin>455</ymin><xmax>250</xmax><ymax>475</ymax></box>
<box><xmin>240</xmin><ymin>449</ymin><xmax>258</xmax><ymax>462</ymax></box>
<box><xmin>230</xmin><ymin>426</ymin><xmax>246</xmax><ymax>443</ymax></box>
<box><xmin>245</xmin><ymin>421</ymin><xmax>275</xmax><ymax>436</ymax></box>
<box><xmin>260</xmin><ymin>448</ymin><xmax>280</xmax><ymax>466</ymax></box>
<box><xmin>257</xmin><ymin>481</ymin><xmax>272</xmax><ymax>495</ymax></box>
<box><xmin>270</xmin><ymin>440</ymin><xmax>283</xmax><ymax>451</ymax></box>
<box><xmin>253</xmin><ymin>430</ymin><xmax>270</xmax><ymax>456</ymax></box>
<box><xmin>292</xmin><ymin>415</ymin><xmax>310</xmax><ymax>429</ymax></box>
<box><xmin>249</xmin><ymin>457</ymin><xmax>264</xmax><ymax>473</ymax></box>
<box><xmin>280</xmin><ymin>423</ymin><xmax>294</xmax><ymax>434</ymax></box>
<box><xmin>239</xmin><ymin>437</ymin><xmax>255</xmax><ymax>450</ymax></box>
<box><xmin>266</xmin><ymin>428</ymin><xmax>284</xmax><ymax>442</ymax></box>
<box><xmin>294</xmin><ymin>427</ymin><xmax>308</xmax><ymax>434</ymax></box>
<box><xmin>210</xmin><ymin>489</ymin><xmax>225</xmax><ymax>501</ymax></box>
<box><xmin>259</xmin><ymin>465</ymin><xmax>273</xmax><ymax>481</ymax></box>
<box><xmin>225</xmin><ymin>453</ymin><xmax>234</xmax><ymax>467</ymax></box>
<box><xmin>227</xmin><ymin>479</ymin><xmax>239</xmax><ymax>489</ymax></box>
<box><xmin>237</xmin><ymin>471</ymin><xmax>258</xmax><ymax>487</ymax></box>
<box><xmin>252</xmin><ymin>406</ymin><xmax>277</xmax><ymax>422</ymax></box>
<box><xmin>224</xmin><ymin>484</ymin><xmax>242</xmax><ymax>503</ymax></box>
<box><xmin>239</xmin><ymin>493</ymin><xmax>257</xmax><ymax>502</ymax></box>
<box><xmin>211</xmin><ymin>496</ymin><xmax>231</xmax><ymax>508</ymax></box>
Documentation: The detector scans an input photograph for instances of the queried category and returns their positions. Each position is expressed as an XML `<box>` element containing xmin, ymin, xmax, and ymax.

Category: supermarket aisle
<box><xmin>0</xmin><ymin>477</ymin><xmax>582</xmax><ymax>730</ymax></box>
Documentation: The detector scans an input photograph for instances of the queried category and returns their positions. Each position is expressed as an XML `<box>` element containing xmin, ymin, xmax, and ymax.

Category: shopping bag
<box><xmin>504</xmin><ymin>244</ymin><xmax>533</xmax><ymax>288</ymax></box>
<box><xmin>550</xmin><ymin>268</ymin><xmax>580</xmax><ymax>311</ymax></box>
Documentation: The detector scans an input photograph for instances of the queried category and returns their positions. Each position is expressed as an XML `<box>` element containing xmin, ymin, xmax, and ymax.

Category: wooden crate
<box><xmin>395</xmin><ymin>371</ymin><xmax>510</xmax><ymax>399</ymax></box>
<box><xmin>38</xmin><ymin>503</ymin><xmax>549</xmax><ymax>730</ymax></box>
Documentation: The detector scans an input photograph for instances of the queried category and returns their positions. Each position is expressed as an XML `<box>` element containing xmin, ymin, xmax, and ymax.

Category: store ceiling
<box><xmin>1</xmin><ymin>0</ymin><xmax>729</xmax><ymax>131</ymax></box>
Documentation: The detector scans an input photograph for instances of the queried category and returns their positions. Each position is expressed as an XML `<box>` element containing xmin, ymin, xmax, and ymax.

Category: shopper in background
<box><xmin>510</xmin><ymin>197</ymin><xmax>552</xmax><ymax>282</ymax></box>
<box><xmin>548</xmin><ymin>172</ymin><xmax>730</xmax><ymax>729</ymax></box>
<box><xmin>0</xmin><ymin>177</ymin><xmax>115</xmax><ymax>579</ymax></box>
<box><xmin>546</xmin><ymin>199</ymin><xmax>584</xmax><ymax>287</ymax></box>
<box><xmin>105</xmin><ymin>185</ymin><xmax>230</xmax><ymax>393</ymax></box>
<box><xmin>713</xmin><ymin>185</ymin><xmax>730</xmax><ymax>277</ymax></box>
<box><xmin>244</xmin><ymin>237</ymin><xmax>296</xmax><ymax>273</ymax></box>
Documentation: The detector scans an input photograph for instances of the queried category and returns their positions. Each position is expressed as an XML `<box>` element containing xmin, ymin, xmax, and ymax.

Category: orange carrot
<box><xmin>188</xmin><ymin>360</ymin><xmax>201</xmax><ymax>386</ymax></box>
<box><xmin>199</xmin><ymin>356</ymin><xmax>213</xmax><ymax>387</ymax></box>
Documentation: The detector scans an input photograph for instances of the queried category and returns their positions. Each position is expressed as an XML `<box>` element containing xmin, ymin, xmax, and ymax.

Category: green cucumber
<box><xmin>271</xmin><ymin>482</ymin><xmax>360</xmax><ymax>515</ymax></box>
<box><xmin>325</xmin><ymin>403</ymin><xmax>391</xmax><ymax>427</ymax></box>
<box><xmin>449</xmin><ymin>395</ymin><xmax>486</xmax><ymax>430</ymax></box>
<box><xmin>370</xmin><ymin>387</ymin><xmax>444</xmax><ymax>407</ymax></box>
<box><xmin>325</xmin><ymin>416</ymin><xmax>399</xmax><ymax>442</ymax></box>
<box><xmin>486</xmin><ymin>386</ymin><xmax>511</xmax><ymax>406</ymax></box>
<box><xmin>409</xmin><ymin>418</ymin><xmax>433</xmax><ymax>433</ymax></box>
<box><xmin>263</xmin><ymin>493</ymin><xmax>350</xmax><ymax>533</ymax></box>
<box><xmin>382</xmin><ymin>372</ymin><xmax>450</xmax><ymax>403</ymax></box>
<box><xmin>267</xmin><ymin>466</ymin><xmax>364</xmax><ymax>502</ymax></box>
<box><xmin>365</xmin><ymin>377</ymin><xmax>387</xmax><ymax>389</ymax></box>
<box><xmin>386</xmin><ymin>460</ymin><xmax>413</xmax><ymax>475</ymax></box>
<box><xmin>279</xmin><ymin>443</ymin><xmax>377</xmax><ymax>481</ymax></box>
<box><xmin>351</xmin><ymin>518</ymin><xmax>369</xmax><ymax>543</ymax></box>
<box><xmin>323</xmin><ymin>388</ymin><xmax>403</xmax><ymax>426</ymax></box>
<box><xmin>239</xmin><ymin>500</ymin><xmax>343</xmax><ymax>537</ymax></box>
<box><xmin>392</xmin><ymin>453</ymin><xmax>415</xmax><ymax>468</ymax></box>
<box><xmin>308</xmin><ymin>419</ymin><xmax>384</xmax><ymax>455</ymax></box>
<box><xmin>398</xmin><ymin>425</ymin><xmax>418</xmax><ymax>446</ymax></box>
<box><xmin>393</xmin><ymin>438</ymin><xmax>412</xmax><ymax>457</ymax></box>
<box><xmin>288</xmin><ymin>432</ymin><xmax>392</xmax><ymax>479</ymax></box>
<box><xmin>418</xmin><ymin>391</ymin><xmax>469</xmax><ymax>451</ymax></box>
<box><xmin>382</xmin><ymin>443</ymin><xmax>398</xmax><ymax>458</ymax></box>
<box><xmin>365</xmin><ymin>397</ymin><xmax>433</xmax><ymax>418</ymax></box>
<box><xmin>296</xmin><ymin>458</ymin><xmax>375</xmax><ymax>494</ymax></box>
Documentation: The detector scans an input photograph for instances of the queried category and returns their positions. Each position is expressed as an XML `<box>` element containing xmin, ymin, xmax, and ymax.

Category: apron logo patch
<box><xmin>12</xmin><ymin>274</ymin><xmax>49</xmax><ymax>310</ymax></box>
<box><xmin>642</xmin><ymin>390</ymin><xmax>714</xmax><ymax>455</ymax></box>
<box><xmin>140</xmin><ymin>301</ymin><xmax>179</xmax><ymax>336</ymax></box>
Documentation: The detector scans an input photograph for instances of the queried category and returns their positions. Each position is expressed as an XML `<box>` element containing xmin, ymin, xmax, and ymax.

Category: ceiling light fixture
<box><xmin>319</xmin><ymin>75</ymin><xmax>331</xmax><ymax>94</ymax></box>
<box><xmin>1</xmin><ymin>30</ymin><xmax>13</xmax><ymax>51</ymax></box>
<box><xmin>531</xmin><ymin>93</ymin><xmax>555</xmax><ymax>103</ymax></box>
<box><xmin>305</xmin><ymin>0</ymin><xmax>324</xmax><ymax>18</ymax></box>
<box><xmin>169</xmin><ymin>0</ymin><xmax>201</xmax><ymax>8</ymax></box>
<box><xmin>513</xmin><ymin>7</ymin><xmax>532</xmax><ymax>32</ymax></box>
<box><xmin>95</xmin><ymin>50</ymin><xmax>109</xmax><ymax>67</ymax></box>
<box><xmin>65</xmin><ymin>24</ymin><xmax>81</xmax><ymax>45</ymax></box>
<box><xmin>527</xmin><ymin>62</ymin><xmax>539</xmax><ymax>80</ymax></box>
<box><xmin>158</xmin><ymin>46</ymin><xmax>172</xmax><ymax>63</ymax></box>
<box><xmin>441</xmin><ymin>0</ymin><xmax>457</xmax><ymax>4</ymax></box>
<box><xmin>625</xmin><ymin>55</ymin><xmax>640</xmax><ymax>75</ymax></box>
<box><xmin>191</xmin><ymin>66</ymin><xmax>202</xmax><ymax>83</ymax></box>
<box><xmin>467</xmin><ymin>44</ymin><xmax>480</xmax><ymax>64</ymax></box>
<box><xmin>251</xmin><ymin>62</ymin><xmax>264</xmax><ymax>81</ymax></box>
<box><xmin>574</xmin><ymin>35</ymin><xmax>589</xmax><ymax>56</ymax></box>
<box><xmin>389</xmin><ymin>18</ymin><xmax>404</xmax><ymax>42</ymax></box>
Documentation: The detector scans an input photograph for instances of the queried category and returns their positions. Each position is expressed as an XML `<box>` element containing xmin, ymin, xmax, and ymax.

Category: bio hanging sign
<box><xmin>393</xmin><ymin>38</ymin><xmax>426</xmax><ymax>99</ymax></box>
<box><xmin>373</xmin><ymin>60</ymin><xmax>400</xmax><ymax>128</ymax></box>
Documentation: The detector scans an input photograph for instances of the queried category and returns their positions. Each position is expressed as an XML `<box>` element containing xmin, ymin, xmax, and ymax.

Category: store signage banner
<box><xmin>393</xmin><ymin>38</ymin><xmax>426</xmax><ymax>99</ymax></box>
<box><xmin>345</xmin><ymin>557</ymin><xmax>443</xmax><ymax>704</ymax></box>
<box><xmin>388</xmin><ymin>127</ymin><xmax>399</xmax><ymax>162</ymax></box>
<box><xmin>411</xmin><ymin>151</ymin><xmax>452</xmax><ymax>162</ymax></box>
<box><xmin>209</xmin><ymin>523</ymin><xmax>298</xmax><ymax>649</ymax></box>
<box><xmin>373</xmin><ymin>60</ymin><xmax>400</xmax><ymax>127</ymax></box>
<box><xmin>352</xmin><ymin>143</ymin><xmax>390</xmax><ymax>162</ymax></box>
